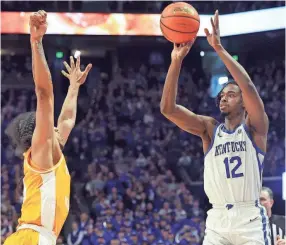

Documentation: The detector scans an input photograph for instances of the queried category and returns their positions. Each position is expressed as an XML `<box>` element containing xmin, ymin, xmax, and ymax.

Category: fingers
<box><xmin>38</xmin><ymin>10</ymin><xmax>47</xmax><ymax>18</ymax></box>
<box><xmin>179</xmin><ymin>42</ymin><xmax>189</xmax><ymax>48</ymax></box>
<box><xmin>30</xmin><ymin>10</ymin><xmax>47</xmax><ymax>25</ymax></box>
<box><xmin>173</xmin><ymin>43</ymin><xmax>179</xmax><ymax>50</ymax></box>
<box><xmin>70</xmin><ymin>56</ymin><xmax>75</xmax><ymax>70</ymax></box>
<box><xmin>80</xmin><ymin>64</ymin><xmax>92</xmax><ymax>84</ymax></box>
<box><xmin>204</xmin><ymin>28</ymin><xmax>211</xmax><ymax>37</ymax></box>
<box><xmin>215</xmin><ymin>9</ymin><xmax>219</xmax><ymax>28</ymax></box>
<box><xmin>30</xmin><ymin>14</ymin><xmax>40</xmax><ymax>27</ymax></box>
<box><xmin>185</xmin><ymin>41</ymin><xmax>192</xmax><ymax>49</ymax></box>
<box><xmin>63</xmin><ymin>61</ymin><xmax>71</xmax><ymax>73</ymax></box>
<box><xmin>76</xmin><ymin>55</ymin><xmax>80</xmax><ymax>69</ymax></box>
<box><xmin>211</xmin><ymin>17</ymin><xmax>217</xmax><ymax>35</ymax></box>
<box><xmin>83</xmin><ymin>64</ymin><xmax>92</xmax><ymax>77</ymax></box>
<box><xmin>61</xmin><ymin>70</ymin><xmax>70</xmax><ymax>79</ymax></box>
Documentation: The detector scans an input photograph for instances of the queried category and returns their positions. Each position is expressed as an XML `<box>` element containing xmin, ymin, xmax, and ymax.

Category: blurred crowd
<box><xmin>2</xmin><ymin>1</ymin><xmax>284</xmax><ymax>14</ymax></box>
<box><xmin>1</xmin><ymin>47</ymin><xmax>284</xmax><ymax>244</ymax></box>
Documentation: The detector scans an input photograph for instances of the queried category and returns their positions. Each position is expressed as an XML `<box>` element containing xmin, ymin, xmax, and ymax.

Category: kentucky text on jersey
<box><xmin>215</xmin><ymin>141</ymin><xmax>247</xmax><ymax>156</ymax></box>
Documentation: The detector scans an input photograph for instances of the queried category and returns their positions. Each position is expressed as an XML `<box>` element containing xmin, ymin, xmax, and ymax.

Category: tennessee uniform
<box><xmin>4</xmin><ymin>148</ymin><xmax>70</xmax><ymax>245</ymax></box>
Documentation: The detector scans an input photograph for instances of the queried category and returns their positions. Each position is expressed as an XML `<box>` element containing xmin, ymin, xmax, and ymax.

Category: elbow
<box><xmin>160</xmin><ymin>103</ymin><xmax>176</xmax><ymax>116</ymax></box>
<box><xmin>35</xmin><ymin>86</ymin><xmax>53</xmax><ymax>99</ymax></box>
<box><xmin>160</xmin><ymin>103</ymin><xmax>168</xmax><ymax>115</ymax></box>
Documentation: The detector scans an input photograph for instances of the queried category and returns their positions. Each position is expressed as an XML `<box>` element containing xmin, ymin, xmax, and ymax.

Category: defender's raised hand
<box><xmin>62</xmin><ymin>56</ymin><xmax>92</xmax><ymax>86</ymax></box>
<box><xmin>171</xmin><ymin>39</ymin><xmax>195</xmax><ymax>62</ymax></box>
<box><xmin>204</xmin><ymin>10</ymin><xmax>222</xmax><ymax>50</ymax></box>
<box><xmin>29</xmin><ymin>10</ymin><xmax>48</xmax><ymax>42</ymax></box>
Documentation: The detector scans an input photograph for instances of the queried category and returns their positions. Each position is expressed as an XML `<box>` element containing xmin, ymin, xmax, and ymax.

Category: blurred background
<box><xmin>1</xmin><ymin>1</ymin><xmax>285</xmax><ymax>245</ymax></box>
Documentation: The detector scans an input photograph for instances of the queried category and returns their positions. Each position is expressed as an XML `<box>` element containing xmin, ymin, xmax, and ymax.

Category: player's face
<box><xmin>219</xmin><ymin>84</ymin><xmax>243</xmax><ymax>117</ymax></box>
<box><xmin>259</xmin><ymin>190</ymin><xmax>274</xmax><ymax>214</ymax></box>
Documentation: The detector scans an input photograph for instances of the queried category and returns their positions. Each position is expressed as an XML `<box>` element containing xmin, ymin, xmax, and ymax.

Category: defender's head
<box><xmin>5</xmin><ymin>112</ymin><xmax>36</xmax><ymax>157</ymax></box>
<box><xmin>5</xmin><ymin>111</ymin><xmax>63</xmax><ymax>157</ymax></box>
<box><xmin>216</xmin><ymin>81</ymin><xmax>244</xmax><ymax>118</ymax></box>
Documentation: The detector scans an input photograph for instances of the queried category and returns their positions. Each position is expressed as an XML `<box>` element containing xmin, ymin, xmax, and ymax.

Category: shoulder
<box><xmin>198</xmin><ymin>116</ymin><xmax>220</xmax><ymax>138</ymax></box>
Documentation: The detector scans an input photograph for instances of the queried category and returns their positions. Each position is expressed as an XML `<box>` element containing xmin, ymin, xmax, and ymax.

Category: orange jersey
<box><xmin>18</xmin><ymin>148</ymin><xmax>70</xmax><ymax>238</ymax></box>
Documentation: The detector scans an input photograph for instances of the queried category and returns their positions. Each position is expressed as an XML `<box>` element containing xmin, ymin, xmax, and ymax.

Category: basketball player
<box><xmin>4</xmin><ymin>10</ymin><xmax>92</xmax><ymax>245</ymax></box>
<box><xmin>161</xmin><ymin>10</ymin><xmax>271</xmax><ymax>245</ymax></box>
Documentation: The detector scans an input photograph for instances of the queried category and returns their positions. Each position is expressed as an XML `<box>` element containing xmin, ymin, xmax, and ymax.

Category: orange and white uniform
<box><xmin>4</xmin><ymin>148</ymin><xmax>70</xmax><ymax>245</ymax></box>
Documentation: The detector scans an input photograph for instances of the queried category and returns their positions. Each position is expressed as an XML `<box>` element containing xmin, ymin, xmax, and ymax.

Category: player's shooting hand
<box><xmin>62</xmin><ymin>56</ymin><xmax>92</xmax><ymax>86</ymax></box>
<box><xmin>204</xmin><ymin>10</ymin><xmax>222</xmax><ymax>50</ymax></box>
<box><xmin>171</xmin><ymin>39</ymin><xmax>195</xmax><ymax>61</ymax></box>
<box><xmin>29</xmin><ymin>10</ymin><xmax>48</xmax><ymax>42</ymax></box>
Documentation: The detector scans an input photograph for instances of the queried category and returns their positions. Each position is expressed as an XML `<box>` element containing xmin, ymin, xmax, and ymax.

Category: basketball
<box><xmin>160</xmin><ymin>2</ymin><xmax>200</xmax><ymax>44</ymax></box>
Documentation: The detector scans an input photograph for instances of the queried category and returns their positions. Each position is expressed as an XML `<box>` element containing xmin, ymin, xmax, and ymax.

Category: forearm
<box><xmin>160</xmin><ymin>59</ymin><xmax>182</xmax><ymax>114</ymax></box>
<box><xmin>58</xmin><ymin>85</ymin><xmax>80</xmax><ymax>124</ymax></box>
<box><xmin>215</xmin><ymin>45</ymin><xmax>252</xmax><ymax>89</ymax></box>
<box><xmin>31</xmin><ymin>39</ymin><xmax>53</xmax><ymax>92</ymax></box>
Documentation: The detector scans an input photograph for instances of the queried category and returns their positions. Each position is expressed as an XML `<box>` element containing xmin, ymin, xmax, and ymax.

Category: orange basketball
<box><xmin>160</xmin><ymin>2</ymin><xmax>200</xmax><ymax>44</ymax></box>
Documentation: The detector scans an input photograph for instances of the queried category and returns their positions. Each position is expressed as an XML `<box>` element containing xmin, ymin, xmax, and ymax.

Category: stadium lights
<box><xmin>218</xmin><ymin>76</ymin><xmax>229</xmax><ymax>85</ymax></box>
<box><xmin>200</xmin><ymin>51</ymin><xmax>205</xmax><ymax>57</ymax></box>
<box><xmin>74</xmin><ymin>50</ymin><xmax>81</xmax><ymax>59</ymax></box>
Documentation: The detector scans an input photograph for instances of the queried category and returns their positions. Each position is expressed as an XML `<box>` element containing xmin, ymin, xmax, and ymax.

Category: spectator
<box><xmin>158</xmin><ymin>201</ymin><xmax>172</xmax><ymax>216</ymax></box>
<box><xmin>174</xmin><ymin>200</ymin><xmax>187</xmax><ymax>222</ymax></box>
<box><xmin>67</xmin><ymin>221</ymin><xmax>85</xmax><ymax>245</ymax></box>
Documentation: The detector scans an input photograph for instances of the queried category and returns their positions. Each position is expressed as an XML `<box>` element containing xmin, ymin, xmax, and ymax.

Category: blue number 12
<box><xmin>223</xmin><ymin>156</ymin><xmax>244</xmax><ymax>179</ymax></box>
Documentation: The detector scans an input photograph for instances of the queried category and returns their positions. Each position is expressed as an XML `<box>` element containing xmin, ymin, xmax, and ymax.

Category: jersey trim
<box><xmin>17</xmin><ymin>224</ymin><xmax>57</xmax><ymax>243</ymax></box>
<box><xmin>242</xmin><ymin>124</ymin><xmax>266</xmax><ymax>156</ymax></box>
<box><xmin>221</xmin><ymin>123</ymin><xmax>242</xmax><ymax>134</ymax></box>
<box><xmin>24</xmin><ymin>148</ymin><xmax>65</xmax><ymax>174</ymax></box>
<box><xmin>204</xmin><ymin>123</ymin><xmax>221</xmax><ymax>158</ymax></box>
<box><xmin>243</xmin><ymin>124</ymin><xmax>266</xmax><ymax>180</ymax></box>
<box><xmin>255</xmin><ymin>200</ymin><xmax>270</xmax><ymax>245</ymax></box>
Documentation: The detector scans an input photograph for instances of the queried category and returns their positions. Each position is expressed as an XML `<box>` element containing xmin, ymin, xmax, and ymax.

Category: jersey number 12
<box><xmin>223</xmin><ymin>156</ymin><xmax>244</xmax><ymax>179</ymax></box>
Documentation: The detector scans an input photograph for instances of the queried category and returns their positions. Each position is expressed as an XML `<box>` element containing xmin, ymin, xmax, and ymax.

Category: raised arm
<box><xmin>30</xmin><ymin>10</ymin><xmax>55</xmax><ymax>169</ymax></box>
<box><xmin>160</xmin><ymin>42</ymin><xmax>217</xmax><ymax>139</ymax></box>
<box><xmin>204</xmin><ymin>10</ymin><xmax>268</xmax><ymax>135</ymax></box>
<box><xmin>57</xmin><ymin>55</ymin><xmax>92</xmax><ymax>146</ymax></box>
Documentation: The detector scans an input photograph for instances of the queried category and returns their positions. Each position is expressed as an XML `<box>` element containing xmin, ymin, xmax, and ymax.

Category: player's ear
<box><xmin>241</xmin><ymin>95</ymin><xmax>245</xmax><ymax>109</ymax></box>
<box><xmin>270</xmin><ymin>199</ymin><xmax>274</xmax><ymax>207</ymax></box>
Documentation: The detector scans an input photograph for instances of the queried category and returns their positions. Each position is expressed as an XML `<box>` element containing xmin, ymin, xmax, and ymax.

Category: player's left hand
<box><xmin>62</xmin><ymin>56</ymin><xmax>92</xmax><ymax>86</ymax></box>
<box><xmin>204</xmin><ymin>10</ymin><xmax>222</xmax><ymax>50</ymax></box>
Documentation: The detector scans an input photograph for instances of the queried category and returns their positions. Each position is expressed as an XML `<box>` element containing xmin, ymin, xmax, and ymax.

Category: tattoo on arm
<box><xmin>31</xmin><ymin>40</ymin><xmax>52</xmax><ymax>83</ymax></box>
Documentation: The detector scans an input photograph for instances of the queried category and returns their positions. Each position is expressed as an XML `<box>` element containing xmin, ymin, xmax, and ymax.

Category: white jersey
<box><xmin>204</xmin><ymin>123</ymin><xmax>265</xmax><ymax>205</ymax></box>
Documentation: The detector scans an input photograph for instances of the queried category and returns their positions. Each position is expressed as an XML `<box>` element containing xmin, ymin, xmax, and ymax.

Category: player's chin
<box><xmin>220</xmin><ymin>110</ymin><xmax>230</xmax><ymax>118</ymax></box>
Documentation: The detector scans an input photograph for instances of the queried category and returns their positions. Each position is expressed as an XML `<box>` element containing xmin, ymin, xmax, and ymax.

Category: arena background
<box><xmin>1</xmin><ymin>1</ymin><xmax>285</xmax><ymax>245</ymax></box>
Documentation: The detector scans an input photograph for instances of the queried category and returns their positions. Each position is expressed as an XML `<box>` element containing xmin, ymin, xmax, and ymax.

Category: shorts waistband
<box><xmin>212</xmin><ymin>200</ymin><xmax>259</xmax><ymax>210</ymax></box>
<box><xmin>17</xmin><ymin>224</ymin><xmax>57</xmax><ymax>244</ymax></box>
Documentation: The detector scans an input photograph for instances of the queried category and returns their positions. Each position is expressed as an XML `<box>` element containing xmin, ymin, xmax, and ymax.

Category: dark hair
<box><xmin>261</xmin><ymin>186</ymin><xmax>274</xmax><ymax>200</ymax></box>
<box><xmin>5</xmin><ymin>111</ymin><xmax>36</xmax><ymax>155</ymax></box>
<box><xmin>215</xmin><ymin>80</ymin><xmax>240</xmax><ymax>107</ymax></box>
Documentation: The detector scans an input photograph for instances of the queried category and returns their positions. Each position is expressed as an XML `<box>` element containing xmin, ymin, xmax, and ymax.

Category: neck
<box><xmin>224</xmin><ymin>112</ymin><xmax>245</xmax><ymax>130</ymax></box>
